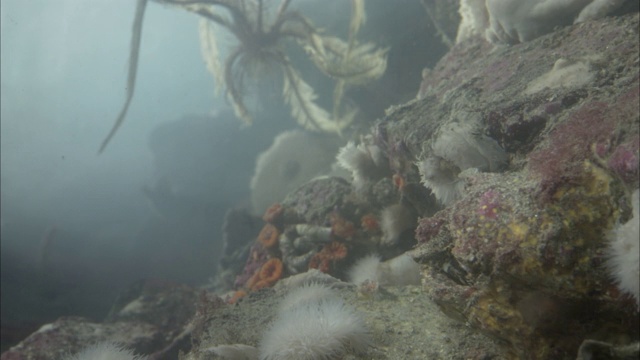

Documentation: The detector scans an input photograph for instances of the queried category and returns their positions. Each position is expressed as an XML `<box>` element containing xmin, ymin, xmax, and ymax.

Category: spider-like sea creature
<box><xmin>99</xmin><ymin>0</ymin><xmax>388</xmax><ymax>153</ymax></box>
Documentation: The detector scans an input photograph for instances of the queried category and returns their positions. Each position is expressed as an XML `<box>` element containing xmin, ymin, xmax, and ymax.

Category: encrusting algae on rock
<box><xmin>7</xmin><ymin>3</ymin><xmax>640</xmax><ymax>360</ymax></box>
<box><xmin>214</xmin><ymin>13</ymin><xmax>639</xmax><ymax>360</ymax></box>
<box><xmin>197</xmin><ymin>10</ymin><xmax>640</xmax><ymax>360</ymax></box>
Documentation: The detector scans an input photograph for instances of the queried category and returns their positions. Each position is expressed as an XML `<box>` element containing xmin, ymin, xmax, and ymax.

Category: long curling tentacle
<box><xmin>98</xmin><ymin>0</ymin><xmax>147</xmax><ymax>154</ymax></box>
<box><xmin>224</xmin><ymin>47</ymin><xmax>252</xmax><ymax>125</ymax></box>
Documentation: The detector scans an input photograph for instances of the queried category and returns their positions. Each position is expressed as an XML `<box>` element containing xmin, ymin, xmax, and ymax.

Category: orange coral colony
<box><xmin>252</xmin><ymin>279</ymin><xmax>271</xmax><ymax>291</ymax></box>
<box><xmin>309</xmin><ymin>241</ymin><xmax>348</xmax><ymax>273</ymax></box>
<box><xmin>308</xmin><ymin>254</ymin><xmax>330</xmax><ymax>273</ymax></box>
<box><xmin>245</xmin><ymin>258</ymin><xmax>284</xmax><ymax>291</ymax></box>
<box><xmin>227</xmin><ymin>290</ymin><xmax>247</xmax><ymax>304</ymax></box>
<box><xmin>259</xmin><ymin>258</ymin><xmax>284</xmax><ymax>284</ymax></box>
<box><xmin>324</xmin><ymin>241</ymin><xmax>347</xmax><ymax>260</ymax></box>
<box><xmin>392</xmin><ymin>173</ymin><xmax>406</xmax><ymax>190</ymax></box>
<box><xmin>257</xmin><ymin>223</ymin><xmax>280</xmax><ymax>248</ymax></box>
<box><xmin>263</xmin><ymin>203</ymin><xmax>284</xmax><ymax>223</ymax></box>
<box><xmin>330</xmin><ymin>212</ymin><xmax>356</xmax><ymax>239</ymax></box>
<box><xmin>361</xmin><ymin>214</ymin><xmax>379</xmax><ymax>232</ymax></box>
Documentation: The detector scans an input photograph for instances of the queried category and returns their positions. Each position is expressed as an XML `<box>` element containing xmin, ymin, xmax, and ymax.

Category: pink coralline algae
<box><xmin>529</xmin><ymin>82</ymin><xmax>639</xmax><ymax>200</ymax></box>
<box><xmin>476</xmin><ymin>190</ymin><xmax>502</xmax><ymax>220</ymax></box>
<box><xmin>528</xmin><ymin>101</ymin><xmax>614</xmax><ymax>197</ymax></box>
<box><xmin>415</xmin><ymin>216</ymin><xmax>445</xmax><ymax>244</ymax></box>
<box><xmin>607</xmin><ymin>138</ymin><xmax>639</xmax><ymax>185</ymax></box>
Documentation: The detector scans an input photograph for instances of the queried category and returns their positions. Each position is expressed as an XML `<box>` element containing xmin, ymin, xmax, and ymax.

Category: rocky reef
<box><xmin>3</xmin><ymin>9</ymin><xmax>638</xmax><ymax>360</ymax></box>
<box><xmin>398</xmin><ymin>11</ymin><xmax>640</xmax><ymax>359</ymax></box>
<box><xmin>216</xmin><ymin>11</ymin><xmax>639</xmax><ymax>359</ymax></box>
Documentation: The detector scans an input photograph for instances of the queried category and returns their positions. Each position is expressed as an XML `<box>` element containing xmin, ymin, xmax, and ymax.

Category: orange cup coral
<box><xmin>324</xmin><ymin>241</ymin><xmax>347</xmax><ymax>260</ymax></box>
<box><xmin>252</xmin><ymin>279</ymin><xmax>272</xmax><ymax>291</ymax></box>
<box><xmin>263</xmin><ymin>203</ymin><xmax>284</xmax><ymax>224</ymax></box>
<box><xmin>360</xmin><ymin>214</ymin><xmax>379</xmax><ymax>232</ymax></box>
<box><xmin>330</xmin><ymin>212</ymin><xmax>356</xmax><ymax>240</ymax></box>
<box><xmin>392</xmin><ymin>173</ymin><xmax>406</xmax><ymax>190</ymax></box>
<box><xmin>258</xmin><ymin>224</ymin><xmax>280</xmax><ymax>248</ymax></box>
<box><xmin>259</xmin><ymin>258</ymin><xmax>284</xmax><ymax>284</ymax></box>
<box><xmin>246</xmin><ymin>258</ymin><xmax>284</xmax><ymax>291</ymax></box>
<box><xmin>309</xmin><ymin>241</ymin><xmax>348</xmax><ymax>273</ymax></box>
<box><xmin>227</xmin><ymin>290</ymin><xmax>247</xmax><ymax>304</ymax></box>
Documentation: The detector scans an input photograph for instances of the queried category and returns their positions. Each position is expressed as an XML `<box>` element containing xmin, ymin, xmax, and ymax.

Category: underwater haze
<box><xmin>0</xmin><ymin>0</ymin><xmax>263</xmax><ymax>340</ymax></box>
<box><xmin>0</xmin><ymin>0</ymin><xmax>445</xmax><ymax>355</ymax></box>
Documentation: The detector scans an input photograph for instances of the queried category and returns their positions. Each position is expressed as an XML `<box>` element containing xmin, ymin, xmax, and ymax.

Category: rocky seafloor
<box><xmin>2</xmin><ymin>11</ymin><xmax>639</xmax><ymax>360</ymax></box>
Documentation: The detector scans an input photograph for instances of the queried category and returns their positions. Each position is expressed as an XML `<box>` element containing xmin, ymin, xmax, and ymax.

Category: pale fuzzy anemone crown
<box><xmin>379</xmin><ymin>204</ymin><xmax>417</xmax><ymax>246</ymax></box>
<box><xmin>607</xmin><ymin>189</ymin><xmax>640</xmax><ymax>307</ymax></box>
<box><xmin>63</xmin><ymin>342</ymin><xmax>146</xmax><ymax>360</ymax></box>
<box><xmin>259</xmin><ymin>283</ymin><xmax>371</xmax><ymax>360</ymax></box>
<box><xmin>417</xmin><ymin>119</ymin><xmax>508</xmax><ymax>206</ymax></box>
<box><xmin>336</xmin><ymin>139</ymin><xmax>389</xmax><ymax>191</ymax></box>
<box><xmin>348</xmin><ymin>254</ymin><xmax>421</xmax><ymax>287</ymax></box>
<box><xmin>456</xmin><ymin>0</ymin><xmax>628</xmax><ymax>44</ymax></box>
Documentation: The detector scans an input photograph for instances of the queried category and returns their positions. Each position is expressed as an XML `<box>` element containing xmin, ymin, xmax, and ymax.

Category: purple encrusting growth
<box><xmin>476</xmin><ymin>189</ymin><xmax>502</xmax><ymax>220</ymax></box>
<box><xmin>529</xmin><ymin>84</ymin><xmax>639</xmax><ymax>201</ymax></box>
<box><xmin>607</xmin><ymin>137</ymin><xmax>639</xmax><ymax>185</ymax></box>
<box><xmin>415</xmin><ymin>216</ymin><xmax>445</xmax><ymax>244</ymax></box>
<box><xmin>529</xmin><ymin>102</ymin><xmax>612</xmax><ymax>184</ymax></box>
<box><xmin>397</xmin><ymin>15</ymin><xmax>639</xmax><ymax>356</ymax></box>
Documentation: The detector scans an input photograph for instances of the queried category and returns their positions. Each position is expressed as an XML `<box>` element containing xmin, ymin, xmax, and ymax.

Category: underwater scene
<box><xmin>1</xmin><ymin>0</ymin><xmax>639</xmax><ymax>359</ymax></box>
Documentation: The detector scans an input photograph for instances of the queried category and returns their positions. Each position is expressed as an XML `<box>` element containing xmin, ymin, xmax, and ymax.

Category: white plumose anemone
<box><xmin>380</xmin><ymin>204</ymin><xmax>416</xmax><ymax>245</ymax></box>
<box><xmin>336</xmin><ymin>140</ymin><xmax>388</xmax><ymax>191</ymax></box>
<box><xmin>63</xmin><ymin>342</ymin><xmax>146</xmax><ymax>360</ymax></box>
<box><xmin>347</xmin><ymin>254</ymin><xmax>382</xmax><ymax>285</ymax></box>
<box><xmin>348</xmin><ymin>254</ymin><xmax>421</xmax><ymax>287</ymax></box>
<box><xmin>260</xmin><ymin>284</ymin><xmax>370</xmax><ymax>360</ymax></box>
<box><xmin>607</xmin><ymin>189</ymin><xmax>640</xmax><ymax>307</ymax></box>
<box><xmin>378</xmin><ymin>254</ymin><xmax>422</xmax><ymax>286</ymax></box>
<box><xmin>278</xmin><ymin>283</ymin><xmax>339</xmax><ymax>313</ymax></box>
